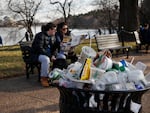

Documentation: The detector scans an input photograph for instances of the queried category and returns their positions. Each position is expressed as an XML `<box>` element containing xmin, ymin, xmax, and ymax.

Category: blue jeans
<box><xmin>38</xmin><ymin>55</ymin><xmax>50</xmax><ymax>77</ymax></box>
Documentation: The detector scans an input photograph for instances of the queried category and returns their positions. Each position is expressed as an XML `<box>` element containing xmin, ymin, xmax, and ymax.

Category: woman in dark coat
<box><xmin>55</xmin><ymin>22</ymin><xmax>78</xmax><ymax>63</ymax></box>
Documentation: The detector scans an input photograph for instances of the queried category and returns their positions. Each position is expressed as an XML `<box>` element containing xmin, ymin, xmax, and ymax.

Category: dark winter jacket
<box><xmin>55</xmin><ymin>32</ymin><xmax>63</xmax><ymax>42</ymax></box>
<box><xmin>31</xmin><ymin>32</ymin><xmax>61</xmax><ymax>58</ymax></box>
<box><xmin>140</xmin><ymin>28</ymin><xmax>150</xmax><ymax>43</ymax></box>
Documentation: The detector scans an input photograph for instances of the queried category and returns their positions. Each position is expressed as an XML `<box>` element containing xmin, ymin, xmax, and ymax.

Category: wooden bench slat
<box><xmin>97</xmin><ymin>42</ymin><xmax>120</xmax><ymax>45</ymax></box>
<box><xmin>95</xmin><ymin>34</ymin><xmax>131</xmax><ymax>58</ymax></box>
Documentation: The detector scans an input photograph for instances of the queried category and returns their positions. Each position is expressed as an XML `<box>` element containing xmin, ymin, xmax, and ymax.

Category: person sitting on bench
<box><xmin>32</xmin><ymin>22</ymin><xmax>61</xmax><ymax>87</ymax></box>
<box><xmin>55</xmin><ymin>22</ymin><xmax>78</xmax><ymax>63</ymax></box>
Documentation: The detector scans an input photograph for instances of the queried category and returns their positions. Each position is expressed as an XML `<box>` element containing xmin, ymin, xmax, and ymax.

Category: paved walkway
<box><xmin>0</xmin><ymin>51</ymin><xmax>150</xmax><ymax>113</ymax></box>
<box><xmin>0</xmin><ymin>76</ymin><xmax>59</xmax><ymax>113</ymax></box>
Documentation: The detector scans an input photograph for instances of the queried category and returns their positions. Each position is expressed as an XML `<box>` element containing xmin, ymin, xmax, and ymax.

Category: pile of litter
<box><xmin>49</xmin><ymin>46</ymin><xmax>150</xmax><ymax>91</ymax></box>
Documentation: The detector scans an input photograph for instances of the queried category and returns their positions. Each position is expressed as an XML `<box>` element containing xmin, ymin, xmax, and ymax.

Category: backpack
<box><xmin>52</xmin><ymin>58</ymin><xmax>68</xmax><ymax>70</ymax></box>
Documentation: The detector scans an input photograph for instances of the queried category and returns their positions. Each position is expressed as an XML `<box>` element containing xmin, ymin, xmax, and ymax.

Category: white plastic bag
<box><xmin>98</xmin><ymin>56</ymin><xmax>113</xmax><ymax>70</ymax></box>
<box><xmin>89</xmin><ymin>95</ymin><xmax>97</xmax><ymax>108</ymax></box>
<box><xmin>66</xmin><ymin>62</ymin><xmax>82</xmax><ymax>79</ymax></box>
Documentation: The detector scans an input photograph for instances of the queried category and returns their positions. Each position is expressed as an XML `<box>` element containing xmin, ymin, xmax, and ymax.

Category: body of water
<box><xmin>0</xmin><ymin>27</ymin><xmax>27</xmax><ymax>46</ymax></box>
<box><xmin>0</xmin><ymin>26</ymin><xmax>102</xmax><ymax>46</ymax></box>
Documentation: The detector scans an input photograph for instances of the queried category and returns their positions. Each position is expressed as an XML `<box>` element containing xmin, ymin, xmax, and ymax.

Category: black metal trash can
<box><xmin>51</xmin><ymin>83</ymin><xmax>150</xmax><ymax>113</ymax></box>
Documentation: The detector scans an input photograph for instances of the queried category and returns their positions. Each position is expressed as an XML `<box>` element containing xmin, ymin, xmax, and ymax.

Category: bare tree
<box><xmin>8</xmin><ymin>0</ymin><xmax>42</xmax><ymax>41</ymax></box>
<box><xmin>91</xmin><ymin>0</ymin><xmax>119</xmax><ymax>34</ymax></box>
<box><xmin>49</xmin><ymin>0</ymin><xmax>73</xmax><ymax>23</ymax></box>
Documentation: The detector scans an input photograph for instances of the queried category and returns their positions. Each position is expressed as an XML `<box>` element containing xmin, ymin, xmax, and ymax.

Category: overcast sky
<box><xmin>0</xmin><ymin>0</ymin><xmax>96</xmax><ymax>22</ymax></box>
<box><xmin>35</xmin><ymin>0</ymin><xmax>96</xmax><ymax>22</ymax></box>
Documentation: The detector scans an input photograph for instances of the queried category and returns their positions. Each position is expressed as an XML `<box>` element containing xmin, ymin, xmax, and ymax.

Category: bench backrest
<box><xmin>19</xmin><ymin>41</ymin><xmax>33</xmax><ymax>63</ymax></box>
<box><xmin>19</xmin><ymin>41</ymin><xmax>32</xmax><ymax>47</ymax></box>
<box><xmin>95</xmin><ymin>34</ymin><xmax>121</xmax><ymax>50</ymax></box>
<box><xmin>20</xmin><ymin>45</ymin><xmax>32</xmax><ymax>62</ymax></box>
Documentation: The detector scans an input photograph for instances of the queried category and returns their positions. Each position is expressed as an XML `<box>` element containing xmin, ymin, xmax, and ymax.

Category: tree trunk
<box><xmin>119</xmin><ymin>0</ymin><xmax>139</xmax><ymax>31</ymax></box>
<box><xmin>118</xmin><ymin>0</ymin><xmax>139</xmax><ymax>43</ymax></box>
<box><xmin>27</xmin><ymin>26</ymin><xmax>33</xmax><ymax>41</ymax></box>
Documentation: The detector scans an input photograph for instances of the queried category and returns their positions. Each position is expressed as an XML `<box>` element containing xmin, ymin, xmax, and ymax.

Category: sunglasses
<box><xmin>62</xmin><ymin>27</ymin><xmax>68</xmax><ymax>30</ymax></box>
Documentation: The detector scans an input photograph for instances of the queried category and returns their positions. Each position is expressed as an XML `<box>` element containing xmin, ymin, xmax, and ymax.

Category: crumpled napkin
<box><xmin>130</xmin><ymin>100</ymin><xmax>141</xmax><ymax>113</ymax></box>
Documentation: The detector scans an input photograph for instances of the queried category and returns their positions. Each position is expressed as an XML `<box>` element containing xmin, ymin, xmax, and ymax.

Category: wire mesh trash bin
<box><xmin>51</xmin><ymin>83</ymin><xmax>150</xmax><ymax>113</ymax></box>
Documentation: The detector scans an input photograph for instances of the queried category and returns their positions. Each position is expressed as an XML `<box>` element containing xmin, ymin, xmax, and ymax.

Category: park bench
<box><xmin>19</xmin><ymin>41</ymin><xmax>41</xmax><ymax>81</ymax></box>
<box><xmin>51</xmin><ymin>83</ymin><xmax>150</xmax><ymax>113</ymax></box>
<box><xmin>19</xmin><ymin>41</ymin><xmax>69</xmax><ymax>80</ymax></box>
<box><xmin>134</xmin><ymin>31</ymin><xmax>150</xmax><ymax>53</ymax></box>
<box><xmin>94</xmin><ymin>34</ymin><xmax>131</xmax><ymax>58</ymax></box>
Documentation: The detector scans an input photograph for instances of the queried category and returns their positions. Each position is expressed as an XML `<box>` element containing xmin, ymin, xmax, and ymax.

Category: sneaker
<box><xmin>40</xmin><ymin>77</ymin><xmax>49</xmax><ymax>87</ymax></box>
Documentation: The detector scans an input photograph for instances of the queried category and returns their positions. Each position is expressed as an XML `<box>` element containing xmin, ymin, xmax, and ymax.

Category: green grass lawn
<box><xmin>0</xmin><ymin>39</ymin><xmax>137</xmax><ymax>79</ymax></box>
<box><xmin>0</xmin><ymin>45</ymin><xmax>25</xmax><ymax>79</ymax></box>
<box><xmin>0</xmin><ymin>40</ymin><xmax>95</xmax><ymax>79</ymax></box>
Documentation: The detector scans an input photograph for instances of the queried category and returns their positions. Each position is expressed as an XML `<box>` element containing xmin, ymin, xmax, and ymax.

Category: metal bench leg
<box><xmin>126</xmin><ymin>48</ymin><xmax>129</xmax><ymax>59</ymax></box>
<box><xmin>26</xmin><ymin>63</ymin><xmax>30</xmax><ymax>79</ymax></box>
<box><xmin>37</xmin><ymin>64</ymin><xmax>41</xmax><ymax>82</ymax></box>
<box><xmin>146</xmin><ymin>44</ymin><xmax>149</xmax><ymax>53</ymax></box>
<box><xmin>136</xmin><ymin>45</ymin><xmax>139</xmax><ymax>53</ymax></box>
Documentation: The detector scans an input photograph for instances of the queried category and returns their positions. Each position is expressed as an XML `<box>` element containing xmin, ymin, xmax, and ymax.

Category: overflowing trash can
<box><xmin>49</xmin><ymin>46</ymin><xmax>150</xmax><ymax>113</ymax></box>
<box><xmin>51</xmin><ymin>83</ymin><xmax>150</xmax><ymax>113</ymax></box>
